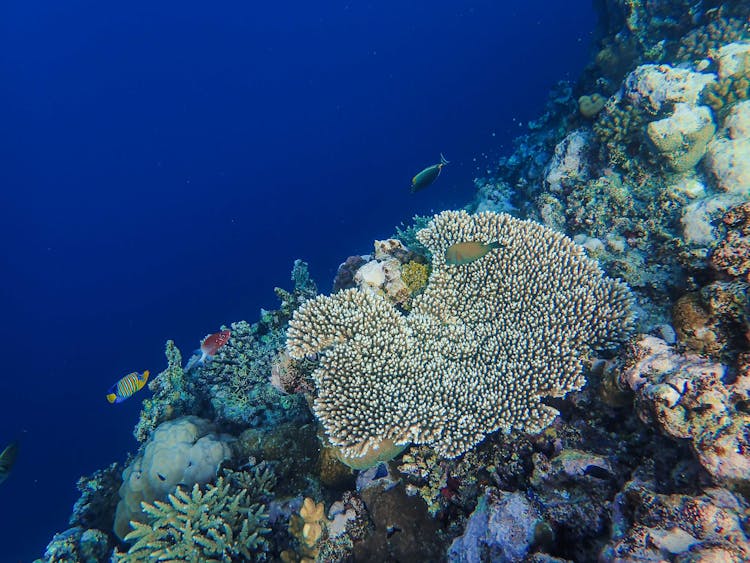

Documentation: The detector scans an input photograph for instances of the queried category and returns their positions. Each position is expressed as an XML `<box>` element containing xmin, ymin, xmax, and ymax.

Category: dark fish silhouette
<box><xmin>0</xmin><ymin>441</ymin><xmax>19</xmax><ymax>485</ymax></box>
<box><xmin>411</xmin><ymin>153</ymin><xmax>449</xmax><ymax>192</ymax></box>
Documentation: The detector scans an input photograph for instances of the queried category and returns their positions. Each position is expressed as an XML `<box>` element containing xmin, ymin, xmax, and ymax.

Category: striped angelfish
<box><xmin>106</xmin><ymin>370</ymin><xmax>150</xmax><ymax>404</ymax></box>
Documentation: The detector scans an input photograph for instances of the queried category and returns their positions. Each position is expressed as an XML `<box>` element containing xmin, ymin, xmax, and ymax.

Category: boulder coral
<box><xmin>602</xmin><ymin>474</ymin><xmax>750</xmax><ymax>561</ymax></box>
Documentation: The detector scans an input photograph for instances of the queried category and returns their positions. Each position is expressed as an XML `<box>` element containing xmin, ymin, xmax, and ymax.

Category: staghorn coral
<box><xmin>287</xmin><ymin>210</ymin><xmax>634</xmax><ymax>460</ymax></box>
<box><xmin>114</xmin><ymin>465</ymin><xmax>274</xmax><ymax>562</ymax></box>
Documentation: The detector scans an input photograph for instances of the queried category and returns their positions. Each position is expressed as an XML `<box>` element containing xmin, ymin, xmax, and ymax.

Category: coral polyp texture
<box><xmin>286</xmin><ymin>210</ymin><xmax>634</xmax><ymax>459</ymax></box>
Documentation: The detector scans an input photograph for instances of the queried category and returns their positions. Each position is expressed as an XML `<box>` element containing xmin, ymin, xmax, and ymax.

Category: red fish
<box><xmin>201</xmin><ymin>330</ymin><xmax>231</xmax><ymax>358</ymax></box>
<box><xmin>184</xmin><ymin>329</ymin><xmax>232</xmax><ymax>372</ymax></box>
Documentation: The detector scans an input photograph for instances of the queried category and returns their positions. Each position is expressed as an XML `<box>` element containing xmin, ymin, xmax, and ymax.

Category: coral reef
<box><xmin>601</xmin><ymin>469</ymin><xmax>750</xmax><ymax>561</ymax></box>
<box><xmin>350</xmin><ymin>238</ymin><xmax>429</xmax><ymax>310</ymax></box>
<box><xmin>35</xmin><ymin>528</ymin><xmax>111</xmax><ymax>563</ymax></box>
<box><xmin>36</xmin><ymin>5</ymin><xmax>750</xmax><ymax>562</ymax></box>
<box><xmin>448</xmin><ymin>488</ymin><xmax>550</xmax><ymax>562</ymax></box>
<box><xmin>114</xmin><ymin>464</ymin><xmax>275</xmax><ymax>562</ymax></box>
<box><xmin>620</xmin><ymin>335</ymin><xmax>750</xmax><ymax>493</ymax></box>
<box><xmin>135</xmin><ymin>339</ymin><xmax>194</xmax><ymax>442</ymax></box>
<box><xmin>70</xmin><ymin>462</ymin><xmax>122</xmax><ymax>533</ymax></box>
<box><xmin>288</xmin><ymin>210</ymin><xmax>634</xmax><ymax>460</ymax></box>
<box><xmin>114</xmin><ymin>416</ymin><xmax>234</xmax><ymax>540</ymax></box>
<box><xmin>712</xmin><ymin>201</ymin><xmax>750</xmax><ymax>281</ymax></box>
<box><xmin>353</xmin><ymin>481</ymin><xmax>442</xmax><ymax>561</ymax></box>
<box><xmin>200</xmin><ymin>319</ymin><xmax>306</xmax><ymax>427</ymax></box>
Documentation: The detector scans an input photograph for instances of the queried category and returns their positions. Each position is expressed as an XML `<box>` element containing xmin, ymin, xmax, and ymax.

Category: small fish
<box><xmin>201</xmin><ymin>329</ymin><xmax>231</xmax><ymax>358</ymax></box>
<box><xmin>185</xmin><ymin>329</ymin><xmax>232</xmax><ymax>372</ymax></box>
<box><xmin>0</xmin><ymin>441</ymin><xmax>19</xmax><ymax>485</ymax></box>
<box><xmin>411</xmin><ymin>153</ymin><xmax>449</xmax><ymax>193</ymax></box>
<box><xmin>106</xmin><ymin>370</ymin><xmax>150</xmax><ymax>404</ymax></box>
<box><xmin>445</xmin><ymin>241</ymin><xmax>500</xmax><ymax>265</ymax></box>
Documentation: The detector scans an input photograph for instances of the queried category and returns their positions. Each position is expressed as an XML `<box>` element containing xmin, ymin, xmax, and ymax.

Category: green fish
<box><xmin>411</xmin><ymin>153</ymin><xmax>449</xmax><ymax>193</ymax></box>
<box><xmin>445</xmin><ymin>241</ymin><xmax>500</xmax><ymax>265</ymax></box>
<box><xmin>0</xmin><ymin>441</ymin><xmax>19</xmax><ymax>485</ymax></box>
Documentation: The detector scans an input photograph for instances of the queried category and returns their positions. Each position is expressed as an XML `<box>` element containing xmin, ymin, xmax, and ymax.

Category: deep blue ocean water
<box><xmin>0</xmin><ymin>1</ymin><xmax>595</xmax><ymax>559</ymax></box>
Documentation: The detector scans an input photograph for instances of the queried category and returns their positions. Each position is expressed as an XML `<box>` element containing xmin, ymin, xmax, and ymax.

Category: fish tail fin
<box><xmin>440</xmin><ymin>153</ymin><xmax>449</xmax><ymax>165</ymax></box>
<box><xmin>106</xmin><ymin>392</ymin><xmax>118</xmax><ymax>404</ymax></box>
<box><xmin>488</xmin><ymin>241</ymin><xmax>501</xmax><ymax>249</ymax></box>
<box><xmin>142</xmin><ymin>370</ymin><xmax>150</xmax><ymax>382</ymax></box>
<box><xmin>184</xmin><ymin>351</ymin><xmax>205</xmax><ymax>373</ymax></box>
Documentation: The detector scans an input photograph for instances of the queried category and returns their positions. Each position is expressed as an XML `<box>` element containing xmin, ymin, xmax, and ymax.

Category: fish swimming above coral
<box><xmin>411</xmin><ymin>153</ymin><xmax>449</xmax><ymax>192</ymax></box>
<box><xmin>106</xmin><ymin>370</ymin><xmax>150</xmax><ymax>404</ymax></box>
<box><xmin>445</xmin><ymin>241</ymin><xmax>500</xmax><ymax>265</ymax></box>
<box><xmin>184</xmin><ymin>329</ymin><xmax>231</xmax><ymax>372</ymax></box>
<box><xmin>0</xmin><ymin>441</ymin><xmax>19</xmax><ymax>485</ymax></box>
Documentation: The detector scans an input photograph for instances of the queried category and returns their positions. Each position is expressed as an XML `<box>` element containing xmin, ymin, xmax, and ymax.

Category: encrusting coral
<box><xmin>282</xmin><ymin>497</ymin><xmax>330</xmax><ymax>563</ymax></box>
<box><xmin>287</xmin><ymin>210</ymin><xmax>634</xmax><ymax>460</ymax></box>
<box><xmin>620</xmin><ymin>335</ymin><xmax>750</xmax><ymax>493</ymax></box>
<box><xmin>135</xmin><ymin>340</ymin><xmax>194</xmax><ymax>442</ymax></box>
<box><xmin>114</xmin><ymin>464</ymin><xmax>275</xmax><ymax>562</ymax></box>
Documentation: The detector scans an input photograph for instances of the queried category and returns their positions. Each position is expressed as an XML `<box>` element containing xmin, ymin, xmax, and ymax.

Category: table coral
<box><xmin>287</xmin><ymin>210</ymin><xmax>634</xmax><ymax>460</ymax></box>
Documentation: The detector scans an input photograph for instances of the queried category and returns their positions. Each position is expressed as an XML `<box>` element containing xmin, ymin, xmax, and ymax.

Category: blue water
<box><xmin>0</xmin><ymin>1</ymin><xmax>595</xmax><ymax>559</ymax></box>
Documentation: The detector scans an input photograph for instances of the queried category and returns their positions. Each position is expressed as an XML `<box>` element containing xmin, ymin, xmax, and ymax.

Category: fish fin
<box><xmin>106</xmin><ymin>392</ymin><xmax>118</xmax><ymax>404</ymax></box>
<box><xmin>141</xmin><ymin>370</ymin><xmax>150</xmax><ymax>382</ymax></box>
<box><xmin>184</xmin><ymin>351</ymin><xmax>207</xmax><ymax>373</ymax></box>
<box><xmin>440</xmin><ymin>153</ymin><xmax>449</xmax><ymax>165</ymax></box>
<box><xmin>488</xmin><ymin>241</ymin><xmax>501</xmax><ymax>249</ymax></box>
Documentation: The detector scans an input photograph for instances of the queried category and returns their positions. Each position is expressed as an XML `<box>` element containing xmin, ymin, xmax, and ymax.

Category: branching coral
<box><xmin>200</xmin><ymin>319</ymin><xmax>307</xmax><ymax>427</ymax></box>
<box><xmin>287</xmin><ymin>210</ymin><xmax>634</xmax><ymax>460</ymax></box>
<box><xmin>114</xmin><ymin>465</ymin><xmax>275</xmax><ymax>562</ymax></box>
<box><xmin>135</xmin><ymin>340</ymin><xmax>195</xmax><ymax>442</ymax></box>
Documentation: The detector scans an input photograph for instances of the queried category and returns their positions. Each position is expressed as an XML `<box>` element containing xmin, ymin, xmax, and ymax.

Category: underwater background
<box><xmin>5</xmin><ymin>1</ymin><xmax>750</xmax><ymax>562</ymax></box>
<box><xmin>1</xmin><ymin>1</ymin><xmax>594</xmax><ymax>559</ymax></box>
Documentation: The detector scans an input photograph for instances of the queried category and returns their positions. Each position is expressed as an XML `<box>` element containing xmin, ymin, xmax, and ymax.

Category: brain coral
<box><xmin>287</xmin><ymin>210</ymin><xmax>634</xmax><ymax>459</ymax></box>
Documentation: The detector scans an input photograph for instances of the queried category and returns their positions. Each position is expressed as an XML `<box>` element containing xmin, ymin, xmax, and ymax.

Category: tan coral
<box><xmin>287</xmin><ymin>210</ymin><xmax>634</xmax><ymax>459</ymax></box>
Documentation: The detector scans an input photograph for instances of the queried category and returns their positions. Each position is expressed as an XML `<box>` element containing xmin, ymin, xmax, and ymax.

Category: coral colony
<box><xmin>36</xmin><ymin>3</ymin><xmax>750</xmax><ymax>561</ymax></box>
